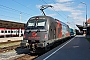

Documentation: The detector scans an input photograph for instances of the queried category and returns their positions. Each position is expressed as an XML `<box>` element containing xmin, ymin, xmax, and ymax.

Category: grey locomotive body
<box><xmin>21</xmin><ymin>16</ymin><xmax>70</xmax><ymax>53</ymax></box>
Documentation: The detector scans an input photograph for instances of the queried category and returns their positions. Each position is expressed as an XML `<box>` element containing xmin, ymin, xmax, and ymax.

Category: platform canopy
<box><xmin>76</xmin><ymin>25</ymin><xmax>84</xmax><ymax>31</ymax></box>
<box><xmin>0</xmin><ymin>19</ymin><xmax>25</xmax><ymax>28</ymax></box>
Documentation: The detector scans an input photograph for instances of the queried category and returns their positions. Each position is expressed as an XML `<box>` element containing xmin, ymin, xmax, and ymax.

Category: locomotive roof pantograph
<box><xmin>40</xmin><ymin>5</ymin><xmax>53</xmax><ymax>16</ymax></box>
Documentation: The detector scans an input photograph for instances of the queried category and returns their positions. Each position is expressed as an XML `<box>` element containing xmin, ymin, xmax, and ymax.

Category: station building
<box><xmin>0</xmin><ymin>19</ymin><xmax>25</xmax><ymax>28</ymax></box>
<box><xmin>76</xmin><ymin>18</ymin><xmax>90</xmax><ymax>35</ymax></box>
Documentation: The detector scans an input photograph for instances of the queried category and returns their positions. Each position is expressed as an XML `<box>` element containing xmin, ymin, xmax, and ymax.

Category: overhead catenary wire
<box><xmin>0</xmin><ymin>4</ymin><xmax>32</xmax><ymax>23</ymax></box>
<box><xmin>0</xmin><ymin>1</ymin><xmax>41</xmax><ymax>23</ymax></box>
<box><xmin>51</xmin><ymin>0</ymin><xmax>68</xmax><ymax>17</ymax></box>
<box><xmin>0</xmin><ymin>14</ymin><xmax>20</xmax><ymax>20</ymax></box>
<box><xmin>12</xmin><ymin>0</ymin><xmax>38</xmax><ymax>13</ymax></box>
<box><xmin>39</xmin><ymin>0</ymin><xmax>67</xmax><ymax>21</ymax></box>
<box><xmin>0</xmin><ymin>4</ymin><xmax>33</xmax><ymax>16</ymax></box>
<box><xmin>0</xmin><ymin>8</ymin><xmax>29</xmax><ymax>19</ymax></box>
<box><xmin>0</xmin><ymin>0</ymin><xmax>68</xmax><ymax>23</ymax></box>
<box><xmin>0</xmin><ymin>8</ymin><xmax>19</xmax><ymax>15</ymax></box>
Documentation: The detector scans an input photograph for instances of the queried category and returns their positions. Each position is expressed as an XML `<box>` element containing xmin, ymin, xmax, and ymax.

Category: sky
<box><xmin>0</xmin><ymin>0</ymin><xmax>90</xmax><ymax>29</ymax></box>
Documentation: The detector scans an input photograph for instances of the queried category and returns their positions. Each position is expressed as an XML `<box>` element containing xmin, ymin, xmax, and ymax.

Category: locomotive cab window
<box><xmin>27</xmin><ymin>19</ymin><xmax>46</xmax><ymax>29</ymax></box>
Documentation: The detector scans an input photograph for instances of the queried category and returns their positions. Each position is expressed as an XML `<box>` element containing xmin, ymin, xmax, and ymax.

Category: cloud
<box><xmin>49</xmin><ymin>3</ymin><xmax>84</xmax><ymax>26</ymax></box>
<box><xmin>36</xmin><ymin>5</ymin><xmax>41</xmax><ymax>8</ymax></box>
<box><xmin>77</xmin><ymin>4</ymin><xmax>84</xmax><ymax>8</ymax></box>
<box><xmin>36</xmin><ymin>0</ymin><xmax>85</xmax><ymax>28</ymax></box>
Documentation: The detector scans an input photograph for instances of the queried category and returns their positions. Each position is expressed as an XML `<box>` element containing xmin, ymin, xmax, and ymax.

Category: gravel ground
<box><xmin>0</xmin><ymin>47</ymin><xmax>37</xmax><ymax>60</ymax></box>
<box><xmin>0</xmin><ymin>50</ymin><xmax>25</xmax><ymax>60</ymax></box>
<box><xmin>16</xmin><ymin>54</ymin><xmax>37</xmax><ymax>60</ymax></box>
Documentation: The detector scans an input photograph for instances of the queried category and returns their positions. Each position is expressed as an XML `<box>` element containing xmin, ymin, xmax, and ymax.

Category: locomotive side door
<box><xmin>49</xmin><ymin>22</ymin><xmax>56</xmax><ymax>40</ymax></box>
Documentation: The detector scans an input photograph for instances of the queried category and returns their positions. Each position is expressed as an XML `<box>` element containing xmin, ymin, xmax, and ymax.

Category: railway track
<box><xmin>15</xmin><ymin>37</ymin><xmax>72</xmax><ymax>60</ymax></box>
<box><xmin>0</xmin><ymin>40</ymin><xmax>21</xmax><ymax>53</ymax></box>
<box><xmin>0</xmin><ymin>47</ymin><xmax>38</xmax><ymax>60</ymax></box>
<box><xmin>0</xmin><ymin>37</ymin><xmax>73</xmax><ymax>60</ymax></box>
<box><xmin>0</xmin><ymin>45</ymin><xmax>19</xmax><ymax>53</ymax></box>
<box><xmin>15</xmin><ymin>54</ymin><xmax>38</xmax><ymax>60</ymax></box>
<box><xmin>0</xmin><ymin>40</ymin><xmax>38</xmax><ymax>60</ymax></box>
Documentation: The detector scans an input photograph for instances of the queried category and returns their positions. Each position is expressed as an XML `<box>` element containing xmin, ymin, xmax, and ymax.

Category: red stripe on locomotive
<box><xmin>56</xmin><ymin>20</ymin><xmax>62</xmax><ymax>38</ymax></box>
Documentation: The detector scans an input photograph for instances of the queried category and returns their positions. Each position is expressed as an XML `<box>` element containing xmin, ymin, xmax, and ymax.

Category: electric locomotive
<box><xmin>20</xmin><ymin>16</ymin><xmax>70</xmax><ymax>53</ymax></box>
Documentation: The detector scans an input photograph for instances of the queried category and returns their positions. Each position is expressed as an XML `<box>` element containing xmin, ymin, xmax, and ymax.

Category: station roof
<box><xmin>76</xmin><ymin>25</ymin><xmax>84</xmax><ymax>31</ymax></box>
<box><xmin>0</xmin><ymin>19</ymin><xmax>25</xmax><ymax>28</ymax></box>
<box><xmin>76</xmin><ymin>18</ymin><xmax>90</xmax><ymax>31</ymax></box>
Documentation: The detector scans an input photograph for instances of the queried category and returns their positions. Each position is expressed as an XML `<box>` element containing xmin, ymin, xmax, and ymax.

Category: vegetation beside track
<box><xmin>0</xmin><ymin>41</ymin><xmax>21</xmax><ymax>53</ymax></box>
<box><xmin>0</xmin><ymin>40</ymin><xmax>21</xmax><ymax>48</ymax></box>
<box><xmin>86</xmin><ymin>38</ymin><xmax>90</xmax><ymax>42</ymax></box>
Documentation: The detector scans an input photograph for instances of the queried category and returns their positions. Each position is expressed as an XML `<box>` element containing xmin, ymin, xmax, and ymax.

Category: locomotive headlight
<box><xmin>44</xmin><ymin>34</ymin><xmax>47</xmax><ymax>39</ymax></box>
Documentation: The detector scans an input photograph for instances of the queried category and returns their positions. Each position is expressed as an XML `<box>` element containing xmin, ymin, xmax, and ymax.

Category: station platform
<box><xmin>35</xmin><ymin>35</ymin><xmax>90</xmax><ymax>60</ymax></box>
<box><xmin>0</xmin><ymin>37</ymin><xmax>23</xmax><ymax>43</ymax></box>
